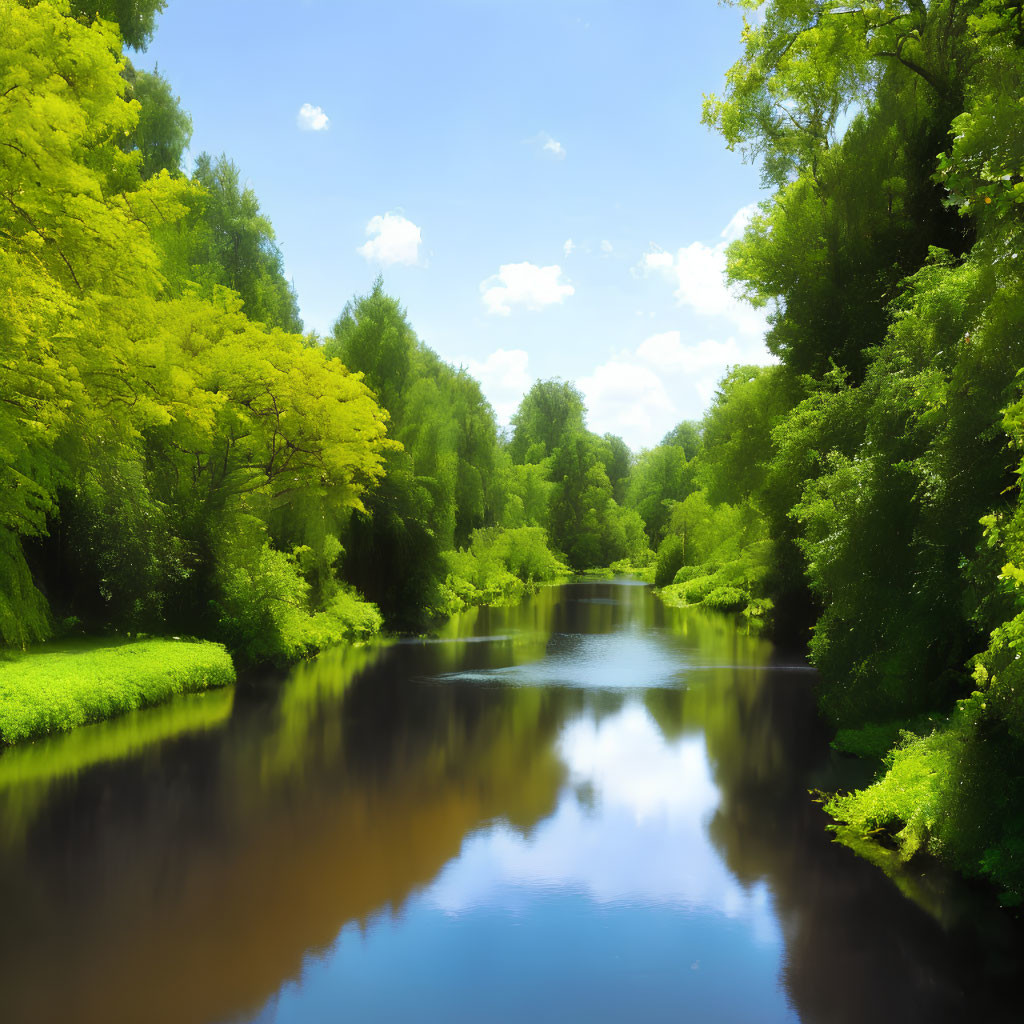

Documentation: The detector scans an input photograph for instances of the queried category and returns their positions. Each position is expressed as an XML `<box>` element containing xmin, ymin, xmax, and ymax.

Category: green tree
<box><xmin>68</xmin><ymin>0</ymin><xmax>166</xmax><ymax>50</ymax></box>
<box><xmin>128</xmin><ymin>67</ymin><xmax>192</xmax><ymax>177</ymax></box>
<box><xmin>625</xmin><ymin>444</ymin><xmax>693</xmax><ymax>545</ymax></box>
<box><xmin>508</xmin><ymin>379</ymin><xmax>586</xmax><ymax>464</ymax></box>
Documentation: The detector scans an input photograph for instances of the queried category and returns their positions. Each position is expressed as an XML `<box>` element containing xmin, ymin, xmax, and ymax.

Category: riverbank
<box><xmin>0</xmin><ymin>639</ymin><xmax>235</xmax><ymax>746</ymax></box>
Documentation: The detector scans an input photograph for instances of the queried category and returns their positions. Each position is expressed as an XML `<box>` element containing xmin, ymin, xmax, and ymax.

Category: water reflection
<box><xmin>0</xmin><ymin>582</ymin><xmax>1018</xmax><ymax>1024</ymax></box>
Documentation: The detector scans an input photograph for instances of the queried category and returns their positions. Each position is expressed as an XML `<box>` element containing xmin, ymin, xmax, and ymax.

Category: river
<box><xmin>0</xmin><ymin>580</ymin><xmax>1019</xmax><ymax>1022</ymax></box>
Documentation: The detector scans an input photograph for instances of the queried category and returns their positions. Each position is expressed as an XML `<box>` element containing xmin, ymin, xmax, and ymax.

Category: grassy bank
<box><xmin>0</xmin><ymin>639</ymin><xmax>235</xmax><ymax>745</ymax></box>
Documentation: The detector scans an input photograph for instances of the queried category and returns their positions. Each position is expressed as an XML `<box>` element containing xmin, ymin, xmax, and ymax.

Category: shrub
<box><xmin>654</xmin><ymin>535</ymin><xmax>686</xmax><ymax>588</ymax></box>
<box><xmin>212</xmin><ymin>532</ymin><xmax>381</xmax><ymax>663</ymax></box>
<box><xmin>702</xmin><ymin>585</ymin><xmax>748</xmax><ymax>612</ymax></box>
<box><xmin>672</xmin><ymin>563</ymin><xmax>714</xmax><ymax>585</ymax></box>
<box><xmin>441</xmin><ymin>526</ymin><xmax>568</xmax><ymax>612</ymax></box>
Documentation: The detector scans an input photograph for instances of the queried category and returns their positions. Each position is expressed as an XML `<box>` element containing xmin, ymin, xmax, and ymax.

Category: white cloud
<box><xmin>297</xmin><ymin>103</ymin><xmax>329</xmax><ymax>131</ymax></box>
<box><xmin>720</xmin><ymin>202</ymin><xmax>759</xmax><ymax>243</ymax></box>
<box><xmin>636</xmin><ymin>330</ymin><xmax>770</xmax><ymax>407</ymax></box>
<box><xmin>640</xmin><ymin>204</ymin><xmax>768</xmax><ymax>338</ymax></box>
<box><xmin>563</xmin><ymin>238</ymin><xmax>575</xmax><ymax>258</ymax></box>
<box><xmin>637</xmin><ymin>330</ymin><xmax>741</xmax><ymax>374</ymax></box>
<box><xmin>542</xmin><ymin>134</ymin><xmax>566</xmax><ymax>159</ymax></box>
<box><xmin>357</xmin><ymin>212</ymin><xmax>422</xmax><ymax>266</ymax></box>
<box><xmin>425</xmin><ymin>700</ymin><xmax>784</xmax><ymax>942</ymax></box>
<box><xmin>577</xmin><ymin>321</ymin><xmax>777</xmax><ymax>449</ymax></box>
<box><xmin>600</xmin><ymin>239</ymin><xmax>613</xmax><ymax>254</ymax></box>
<box><xmin>480</xmin><ymin>262</ymin><xmax>574</xmax><ymax>316</ymax></box>
<box><xmin>461</xmin><ymin>348</ymin><xmax>531</xmax><ymax>423</ymax></box>
<box><xmin>578</xmin><ymin>360</ymin><xmax>677</xmax><ymax>450</ymax></box>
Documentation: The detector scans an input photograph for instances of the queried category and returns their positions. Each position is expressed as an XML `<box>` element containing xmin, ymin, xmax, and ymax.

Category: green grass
<box><xmin>0</xmin><ymin>638</ymin><xmax>235</xmax><ymax>745</ymax></box>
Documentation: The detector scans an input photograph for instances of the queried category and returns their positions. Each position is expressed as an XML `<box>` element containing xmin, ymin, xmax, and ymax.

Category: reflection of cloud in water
<box><xmin>561</xmin><ymin>704</ymin><xmax>713</xmax><ymax>824</ymax></box>
<box><xmin>437</xmin><ymin>628</ymin><xmax>690</xmax><ymax>690</ymax></box>
<box><xmin>426</xmin><ymin>701</ymin><xmax>781</xmax><ymax>948</ymax></box>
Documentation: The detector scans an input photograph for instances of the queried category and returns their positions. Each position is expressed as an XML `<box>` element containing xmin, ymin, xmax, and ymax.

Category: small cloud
<box><xmin>541</xmin><ymin>134</ymin><xmax>566</xmax><ymax>159</ymax></box>
<box><xmin>563</xmin><ymin>238</ymin><xmax>575</xmax><ymax>258</ymax></box>
<box><xmin>297</xmin><ymin>103</ymin><xmax>329</xmax><ymax>131</ymax></box>
<box><xmin>461</xmin><ymin>348</ymin><xmax>531</xmax><ymax>423</ymax></box>
<box><xmin>358</xmin><ymin>212</ymin><xmax>422</xmax><ymax>266</ymax></box>
<box><xmin>480</xmin><ymin>262</ymin><xmax>574</xmax><ymax>316</ymax></box>
<box><xmin>600</xmin><ymin>239</ymin><xmax>613</xmax><ymax>254</ymax></box>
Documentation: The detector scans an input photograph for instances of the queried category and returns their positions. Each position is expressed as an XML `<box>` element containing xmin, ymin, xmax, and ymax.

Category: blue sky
<box><xmin>141</xmin><ymin>0</ymin><xmax>773</xmax><ymax>449</ymax></box>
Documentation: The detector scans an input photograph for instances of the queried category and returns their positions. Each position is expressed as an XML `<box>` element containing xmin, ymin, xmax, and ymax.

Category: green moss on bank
<box><xmin>0</xmin><ymin>639</ymin><xmax>235</xmax><ymax>745</ymax></box>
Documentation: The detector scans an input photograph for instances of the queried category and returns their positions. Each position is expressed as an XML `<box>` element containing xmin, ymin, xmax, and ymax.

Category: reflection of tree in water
<box><xmin>0</xmin><ymin>604</ymin><xmax>579</xmax><ymax>1024</ymax></box>
<box><xmin>644</xmin><ymin>624</ymin><xmax>1020</xmax><ymax>1024</ymax></box>
<box><xmin>2</xmin><ymin>584</ymin><xmax>1018</xmax><ymax>1024</ymax></box>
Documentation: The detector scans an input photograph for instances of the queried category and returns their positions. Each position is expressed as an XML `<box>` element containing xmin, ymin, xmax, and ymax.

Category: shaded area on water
<box><xmin>0</xmin><ymin>582</ymin><xmax>1019</xmax><ymax>1023</ymax></box>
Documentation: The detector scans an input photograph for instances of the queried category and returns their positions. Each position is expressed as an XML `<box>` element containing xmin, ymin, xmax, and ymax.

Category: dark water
<box><xmin>0</xmin><ymin>581</ymin><xmax>1020</xmax><ymax>1023</ymax></box>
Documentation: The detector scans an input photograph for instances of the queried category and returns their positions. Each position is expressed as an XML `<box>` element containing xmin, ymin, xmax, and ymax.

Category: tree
<box><xmin>625</xmin><ymin>444</ymin><xmax>693</xmax><ymax>545</ymax></box>
<box><xmin>508</xmin><ymin>379</ymin><xmax>586</xmax><ymax>464</ymax></box>
<box><xmin>597</xmin><ymin>433</ymin><xmax>632</xmax><ymax>503</ymax></box>
<box><xmin>661</xmin><ymin>420</ymin><xmax>702</xmax><ymax>460</ymax></box>
<box><xmin>0</xmin><ymin>0</ymin><xmax>187</xmax><ymax>643</ymax></box>
<box><xmin>127</xmin><ymin>66</ymin><xmax>192</xmax><ymax>177</ymax></box>
<box><xmin>327</xmin><ymin>277</ymin><xmax>415</xmax><ymax>420</ymax></box>
<box><xmin>158</xmin><ymin>153</ymin><xmax>304</xmax><ymax>332</ymax></box>
<box><xmin>68</xmin><ymin>0</ymin><xmax>167</xmax><ymax>51</ymax></box>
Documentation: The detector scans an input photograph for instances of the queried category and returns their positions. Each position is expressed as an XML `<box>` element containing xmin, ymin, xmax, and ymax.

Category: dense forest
<box><xmin>3</xmin><ymin>0</ymin><xmax>1024</xmax><ymax>903</ymax></box>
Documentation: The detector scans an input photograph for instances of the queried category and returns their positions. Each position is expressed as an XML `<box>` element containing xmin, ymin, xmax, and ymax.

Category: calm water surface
<box><xmin>0</xmin><ymin>581</ymin><xmax>1020</xmax><ymax>1022</ymax></box>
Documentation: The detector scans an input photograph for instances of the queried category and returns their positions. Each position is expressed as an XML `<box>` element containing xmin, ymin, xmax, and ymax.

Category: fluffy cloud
<box><xmin>578</xmin><ymin>360</ymin><xmax>677</xmax><ymax>450</ymax></box>
<box><xmin>542</xmin><ymin>134</ymin><xmax>566</xmax><ymax>159</ymax></box>
<box><xmin>461</xmin><ymin>348</ymin><xmax>531</xmax><ymax>423</ymax></box>
<box><xmin>357</xmin><ymin>212</ymin><xmax>422</xmax><ymax>266</ymax></box>
<box><xmin>636</xmin><ymin>330</ymin><xmax>740</xmax><ymax>374</ymax></box>
<box><xmin>563</xmin><ymin>238</ymin><xmax>575</xmax><ymax>258</ymax></box>
<box><xmin>297</xmin><ymin>103</ymin><xmax>329</xmax><ymax>131</ymax></box>
<box><xmin>600</xmin><ymin>239</ymin><xmax>613</xmax><ymax>254</ymax></box>
<box><xmin>640</xmin><ymin>204</ymin><xmax>768</xmax><ymax>338</ymax></box>
<box><xmin>480</xmin><ymin>262</ymin><xmax>574</xmax><ymax>316</ymax></box>
<box><xmin>578</xmin><ymin>325</ymin><xmax>777</xmax><ymax>449</ymax></box>
<box><xmin>635</xmin><ymin>330</ymin><xmax>768</xmax><ymax>406</ymax></box>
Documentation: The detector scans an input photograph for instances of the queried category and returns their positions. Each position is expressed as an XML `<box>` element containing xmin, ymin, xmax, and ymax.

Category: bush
<box><xmin>702</xmin><ymin>585</ymin><xmax>748</xmax><ymax>612</ymax></box>
<box><xmin>672</xmin><ymin>563</ymin><xmax>714</xmax><ymax>585</ymax></box>
<box><xmin>828</xmin><ymin>694</ymin><xmax>1024</xmax><ymax>904</ymax></box>
<box><xmin>212</xmin><ymin>531</ymin><xmax>382</xmax><ymax>663</ymax></box>
<box><xmin>654</xmin><ymin>535</ymin><xmax>686</xmax><ymax>588</ymax></box>
<box><xmin>0</xmin><ymin>639</ymin><xmax>235</xmax><ymax>744</ymax></box>
<box><xmin>680</xmin><ymin>573</ymin><xmax>719</xmax><ymax>604</ymax></box>
<box><xmin>440</xmin><ymin>526</ymin><xmax>568</xmax><ymax>612</ymax></box>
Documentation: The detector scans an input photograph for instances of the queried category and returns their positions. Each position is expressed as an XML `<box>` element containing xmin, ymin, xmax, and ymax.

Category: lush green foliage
<box><xmin>440</xmin><ymin>527</ymin><xmax>569</xmax><ymax>612</ymax></box>
<box><xmin>0</xmin><ymin>0</ymin><xmax>389</xmax><ymax>666</ymax></box>
<box><xmin>12</xmin><ymin>0</ymin><xmax>1024</xmax><ymax>907</ymax></box>
<box><xmin>507</xmin><ymin>379</ymin><xmax>654</xmax><ymax>572</ymax></box>
<box><xmin>697</xmin><ymin>0</ymin><xmax>1024</xmax><ymax>899</ymax></box>
<box><xmin>0</xmin><ymin>639</ymin><xmax>234</xmax><ymax>743</ymax></box>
